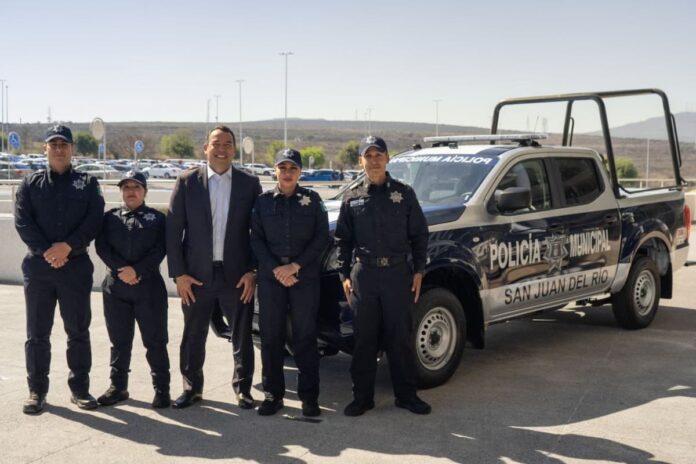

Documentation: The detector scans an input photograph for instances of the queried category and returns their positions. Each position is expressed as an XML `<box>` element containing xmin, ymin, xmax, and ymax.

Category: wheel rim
<box><xmin>416</xmin><ymin>306</ymin><xmax>457</xmax><ymax>371</ymax></box>
<box><xmin>633</xmin><ymin>269</ymin><xmax>656</xmax><ymax>316</ymax></box>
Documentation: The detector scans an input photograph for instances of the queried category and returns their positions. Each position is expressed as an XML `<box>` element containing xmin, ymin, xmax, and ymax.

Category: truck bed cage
<box><xmin>490</xmin><ymin>89</ymin><xmax>686</xmax><ymax>198</ymax></box>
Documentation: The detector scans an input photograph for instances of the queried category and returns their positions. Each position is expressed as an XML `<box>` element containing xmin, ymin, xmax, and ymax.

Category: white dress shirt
<box><xmin>207</xmin><ymin>165</ymin><xmax>232</xmax><ymax>261</ymax></box>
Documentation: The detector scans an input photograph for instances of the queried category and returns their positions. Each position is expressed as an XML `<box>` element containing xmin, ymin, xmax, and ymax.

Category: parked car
<box><xmin>299</xmin><ymin>169</ymin><xmax>339</xmax><ymax>181</ymax></box>
<box><xmin>244</xmin><ymin>163</ymin><xmax>273</xmax><ymax>176</ymax></box>
<box><xmin>0</xmin><ymin>161</ymin><xmax>33</xmax><ymax>179</ymax></box>
<box><xmin>75</xmin><ymin>163</ymin><xmax>123</xmax><ymax>180</ymax></box>
<box><xmin>344</xmin><ymin>170</ymin><xmax>362</xmax><ymax>181</ymax></box>
<box><xmin>143</xmin><ymin>163</ymin><xmax>182</xmax><ymax>179</ymax></box>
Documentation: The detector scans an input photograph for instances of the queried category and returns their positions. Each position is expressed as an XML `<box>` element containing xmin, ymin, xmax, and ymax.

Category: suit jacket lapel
<box><xmin>198</xmin><ymin>166</ymin><xmax>213</xmax><ymax>229</ymax></box>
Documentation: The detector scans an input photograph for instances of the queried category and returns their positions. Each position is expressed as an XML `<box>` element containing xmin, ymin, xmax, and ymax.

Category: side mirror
<box><xmin>494</xmin><ymin>187</ymin><xmax>531</xmax><ymax>214</ymax></box>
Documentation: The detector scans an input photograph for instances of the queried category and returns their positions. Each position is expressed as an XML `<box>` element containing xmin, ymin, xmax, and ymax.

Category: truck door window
<box><xmin>495</xmin><ymin>159</ymin><xmax>551</xmax><ymax>211</ymax></box>
<box><xmin>557</xmin><ymin>158</ymin><xmax>603</xmax><ymax>205</ymax></box>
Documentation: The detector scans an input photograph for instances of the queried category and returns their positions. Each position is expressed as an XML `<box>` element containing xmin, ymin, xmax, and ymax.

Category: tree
<box><xmin>74</xmin><ymin>132</ymin><xmax>99</xmax><ymax>156</ymax></box>
<box><xmin>615</xmin><ymin>157</ymin><xmax>638</xmax><ymax>179</ymax></box>
<box><xmin>300</xmin><ymin>146</ymin><xmax>325</xmax><ymax>169</ymax></box>
<box><xmin>160</xmin><ymin>130</ymin><xmax>195</xmax><ymax>158</ymax></box>
<box><xmin>264</xmin><ymin>140</ymin><xmax>295</xmax><ymax>165</ymax></box>
<box><xmin>338</xmin><ymin>140</ymin><xmax>360</xmax><ymax>168</ymax></box>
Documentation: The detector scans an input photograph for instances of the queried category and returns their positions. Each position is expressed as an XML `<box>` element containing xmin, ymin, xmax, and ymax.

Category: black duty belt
<box><xmin>31</xmin><ymin>247</ymin><xmax>87</xmax><ymax>258</ymax></box>
<box><xmin>356</xmin><ymin>255</ymin><xmax>407</xmax><ymax>268</ymax></box>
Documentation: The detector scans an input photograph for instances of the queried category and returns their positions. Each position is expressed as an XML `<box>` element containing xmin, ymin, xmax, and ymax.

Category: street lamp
<box><xmin>236</xmin><ymin>79</ymin><xmax>245</xmax><ymax>163</ymax></box>
<box><xmin>213</xmin><ymin>94</ymin><xmax>221</xmax><ymax>123</ymax></box>
<box><xmin>279</xmin><ymin>51</ymin><xmax>294</xmax><ymax>147</ymax></box>
<box><xmin>433</xmin><ymin>99</ymin><xmax>442</xmax><ymax>136</ymax></box>
<box><xmin>0</xmin><ymin>79</ymin><xmax>5</xmax><ymax>151</ymax></box>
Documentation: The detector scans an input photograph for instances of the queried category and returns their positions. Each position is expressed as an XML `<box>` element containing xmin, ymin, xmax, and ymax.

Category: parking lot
<box><xmin>0</xmin><ymin>239</ymin><xmax>694</xmax><ymax>463</ymax></box>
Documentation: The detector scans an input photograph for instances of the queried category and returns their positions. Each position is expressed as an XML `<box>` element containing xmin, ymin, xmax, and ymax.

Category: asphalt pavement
<box><xmin>0</xmin><ymin>247</ymin><xmax>695</xmax><ymax>463</ymax></box>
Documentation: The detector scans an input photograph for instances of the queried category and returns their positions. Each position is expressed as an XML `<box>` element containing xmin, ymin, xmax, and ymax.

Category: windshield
<box><xmin>334</xmin><ymin>153</ymin><xmax>497</xmax><ymax>206</ymax></box>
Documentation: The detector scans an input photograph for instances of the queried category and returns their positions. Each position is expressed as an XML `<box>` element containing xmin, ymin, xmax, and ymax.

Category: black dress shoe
<box><xmin>301</xmin><ymin>401</ymin><xmax>321</xmax><ymax>417</ymax></box>
<box><xmin>172</xmin><ymin>391</ymin><xmax>202</xmax><ymax>409</ymax></box>
<box><xmin>23</xmin><ymin>392</ymin><xmax>46</xmax><ymax>415</ymax></box>
<box><xmin>344</xmin><ymin>399</ymin><xmax>375</xmax><ymax>417</ymax></box>
<box><xmin>395</xmin><ymin>396</ymin><xmax>431</xmax><ymax>415</ymax></box>
<box><xmin>71</xmin><ymin>392</ymin><xmax>99</xmax><ymax>410</ymax></box>
<box><xmin>236</xmin><ymin>393</ymin><xmax>255</xmax><ymax>410</ymax></box>
<box><xmin>257</xmin><ymin>398</ymin><xmax>284</xmax><ymax>416</ymax></box>
<box><xmin>97</xmin><ymin>386</ymin><xmax>129</xmax><ymax>406</ymax></box>
<box><xmin>152</xmin><ymin>390</ymin><xmax>171</xmax><ymax>409</ymax></box>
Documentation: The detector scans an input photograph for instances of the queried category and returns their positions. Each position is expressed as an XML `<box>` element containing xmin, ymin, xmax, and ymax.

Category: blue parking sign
<box><xmin>134</xmin><ymin>140</ymin><xmax>144</xmax><ymax>154</ymax></box>
<box><xmin>8</xmin><ymin>131</ymin><xmax>20</xmax><ymax>149</ymax></box>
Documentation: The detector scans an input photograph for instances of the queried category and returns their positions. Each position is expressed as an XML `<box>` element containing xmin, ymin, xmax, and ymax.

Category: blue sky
<box><xmin>1</xmin><ymin>0</ymin><xmax>694</xmax><ymax>131</ymax></box>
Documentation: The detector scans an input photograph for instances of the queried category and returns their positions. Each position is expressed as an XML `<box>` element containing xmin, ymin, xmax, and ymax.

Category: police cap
<box><xmin>118</xmin><ymin>171</ymin><xmax>148</xmax><ymax>189</ymax></box>
<box><xmin>275</xmin><ymin>148</ymin><xmax>302</xmax><ymax>168</ymax></box>
<box><xmin>359</xmin><ymin>135</ymin><xmax>388</xmax><ymax>156</ymax></box>
<box><xmin>45</xmin><ymin>124</ymin><xmax>74</xmax><ymax>144</ymax></box>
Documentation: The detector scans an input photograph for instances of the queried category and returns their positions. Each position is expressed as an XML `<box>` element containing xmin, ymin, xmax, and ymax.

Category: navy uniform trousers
<box><xmin>257</xmin><ymin>277</ymin><xmax>320</xmax><ymax>402</ymax></box>
<box><xmin>180</xmin><ymin>264</ymin><xmax>254</xmax><ymax>395</ymax></box>
<box><xmin>349</xmin><ymin>260</ymin><xmax>418</xmax><ymax>402</ymax></box>
<box><xmin>23</xmin><ymin>254</ymin><xmax>94</xmax><ymax>395</ymax></box>
<box><xmin>102</xmin><ymin>274</ymin><xmax>170</xmax><ymax>392</ymax></box>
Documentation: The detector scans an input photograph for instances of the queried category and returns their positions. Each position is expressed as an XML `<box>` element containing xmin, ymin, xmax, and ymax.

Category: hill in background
<box><xmin>8</xmin><ymin>117</ymin><xmax>696</xmax><ymax>178</ymax></box>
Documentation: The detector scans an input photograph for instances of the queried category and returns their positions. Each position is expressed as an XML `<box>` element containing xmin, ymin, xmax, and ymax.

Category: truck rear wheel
<box><xmin>611</xmin><ymin>256</ymin><xmax>661</xmax><ymax>329</ymax></box>
<box><xmin>413</xmin><ymin>288</ymin><xmax>466</xmax><ymax>389</ymax></box>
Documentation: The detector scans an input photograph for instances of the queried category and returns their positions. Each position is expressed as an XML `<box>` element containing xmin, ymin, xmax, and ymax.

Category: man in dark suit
<box><xmin>166</xmin><ymin>125</ymin><xmax>262</xmax><ymax>409</ymax></box>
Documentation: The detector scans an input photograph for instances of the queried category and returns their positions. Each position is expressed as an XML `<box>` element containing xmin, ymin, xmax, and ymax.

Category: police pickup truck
<box><xmin>214</xmin><ymin>89</ymin><xmax>691</xmax><ymax>388</ymax></box>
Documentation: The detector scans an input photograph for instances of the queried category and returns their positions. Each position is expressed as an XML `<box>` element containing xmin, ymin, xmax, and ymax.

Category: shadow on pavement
<box><xmin>47</xmin><ymin>302</ymin><xmax>696</xmax><ymax>463</ymax></box>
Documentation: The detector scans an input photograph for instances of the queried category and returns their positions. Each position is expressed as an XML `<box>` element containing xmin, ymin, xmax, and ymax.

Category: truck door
<box><xmin>548</xmin><ymin>156</ymin><xmax>621</xmax><ymax>296</ymax></box>
<box><xmin>482</xmin><ymin>158</ymin><xmax>560</xmax><ymax>319</ymax></box>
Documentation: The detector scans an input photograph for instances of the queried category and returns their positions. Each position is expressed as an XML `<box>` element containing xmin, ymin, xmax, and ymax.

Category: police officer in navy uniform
<box><xmin>335</xmin><ymin>136</ymin><xmax>431</xmax><ymax>416</ymax></box>
<box><xmin>15</xmin><ymin>125</ymin><xmax>105</xmax><ymax>414</ymax></box>
<box><xmin>251</xmin><ymin>149</ymin><xmax>329</xmax><ymax>417</ymax></box>
<box><xmin>95</xmin><ymin>171</ymin><xmax>171</xmax><ymax>408</ymax></box>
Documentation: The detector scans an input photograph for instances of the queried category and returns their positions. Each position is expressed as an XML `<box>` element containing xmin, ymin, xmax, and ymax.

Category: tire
<box><xmin>164</xmin><ymin>172</ymin><xmax>171</xmax><ymax>179</ymax></box>
<box><xmin>611</xmin><ymin>256</ymin><xmax>661</xmax><ymax>330</ymax></box>
<box><xmin>413</xmin><ymin>288</ymin><xmax>466</xmax><ymax>389</ymax></box>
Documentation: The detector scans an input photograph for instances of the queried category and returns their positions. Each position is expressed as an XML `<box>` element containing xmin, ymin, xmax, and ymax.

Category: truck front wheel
<box><xmin>413</xmin><ymin>288</ymin><xmax>466</xmax><ymax>389</ymax></box>
<box><xmin>611</xmin><ymin>256</ymin><xmax>661</xmax><ymax>329</ymax></box>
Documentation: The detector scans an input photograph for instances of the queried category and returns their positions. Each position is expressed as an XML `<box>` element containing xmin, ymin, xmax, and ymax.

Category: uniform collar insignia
<box><xmin>143</xmin><ymin>212</ymin><xmax>156</xmax><ymax>221</ymax></box>
<box><xmin>299</xmin><ymin>194</ymin><xmax>312</xmax><ymax>206</ymax></box>
<box><xmin>72</xmin><ymin>178</ymin><xmax>86</xmax><ymax>190</ymax></box>
<box><xmin>390</xmin><ymin>191</ymin><xmax>403</xmax><ymax>204</ymax></box>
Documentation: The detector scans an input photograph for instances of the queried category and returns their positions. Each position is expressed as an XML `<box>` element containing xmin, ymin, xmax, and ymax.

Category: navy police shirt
<box><xmin>334</xmin><ymin>172</ymin><xmax>429</xmax><ymax>281</ymax></box>
<box><xmin>15</xmin><ymin>167</ymin><xmax>105</xmax><ymax>254</ymax></box>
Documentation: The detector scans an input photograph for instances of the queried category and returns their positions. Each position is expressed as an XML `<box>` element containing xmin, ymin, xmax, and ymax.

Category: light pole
<box><xmin>433</xmin><ymin>99</ymin><xmax>442</xmax><ymax>136</ymax></box>
<box><xmin>205</xmin><ymin>98</ymin><xmax>211</xmax><ymax>140</ymax></box>
<box><xmin>213</xmin><ymin>94</ymin><xmax>221</xmax><ymax>123</ymax></box>
<box><xmin>279</xmin><ymin>51</ymin><xmax>294</xmax><ymax>147</ymax></box>
<box><xmin>365</xmin><ymin>108</ymin><xmax>373</xmax><ymax>136</ymax></box>
<box><xmin>236</xmin><ymin>79</ymin><xmax>245</xmax><ymax>163</ymax></box>
<box><xmin>0</xmin><ymin>79</ymin><xmax>5</xmax><ymax>151</ymax></box>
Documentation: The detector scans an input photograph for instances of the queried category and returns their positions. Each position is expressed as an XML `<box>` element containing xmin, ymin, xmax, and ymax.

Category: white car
<box><xmin>143</xmin><ymin>163</ymin><xmax>182</xmax><ymax>179</ymax></box>
<box><xmin>244</xmin><ymin>163</ymin><xmax>273</xmax><ymax>176</ymax></box>
<box><xmin>75</xmin><ymin>163</ymin><xmax>123</xmax><ymax>180</ymax></box>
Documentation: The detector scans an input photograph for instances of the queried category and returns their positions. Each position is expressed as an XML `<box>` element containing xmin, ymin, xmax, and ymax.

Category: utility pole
<box><xmin>236</xmin><ymin>79</ymin><xmax>245</xmax><ymax>163</ymax></box>
<box><xmin>213</xmin><ymin>94</ymin><xmax>221</xmax><ymax>123</ymax></box>
<box><xmin>0</xmin><ymin>79</ymin><xmax>5</xmax><ymax>151</ymax></box>
<box><xmin>433</xmin><ymin>99</ymin><xmax>442</xmax><ymax>136</ymax></box>
<box><xmin>279</xmin><ymin>51</ymin><xmax>294</xmax><ymax>147</ymax></box>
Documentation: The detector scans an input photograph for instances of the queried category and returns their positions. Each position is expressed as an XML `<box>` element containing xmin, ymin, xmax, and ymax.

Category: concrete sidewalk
<box><xmin>1</xmin><ymin>262</ymin><xmax>696</xmax><ymax>463</ymax></box>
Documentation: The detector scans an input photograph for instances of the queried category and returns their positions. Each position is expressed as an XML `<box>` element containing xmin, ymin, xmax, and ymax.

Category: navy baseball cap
<box><xmin>118</xmin><ymin>171</ymin><xmax>148</xmax><ymax>189</ymax></box>
<box><xmin>275</xmin><ymin>148</ymin><xmax>302</xmax><ymax>168</ymax></box>
<box><xmin>359</xmin><ymin>135</ymin><xmax>388</xmax><ymax>156</ymax></box>
<box><xmin>45</xmin><ymin>124</ymin><xmax>73</xmax><ymax>143</ymax></box>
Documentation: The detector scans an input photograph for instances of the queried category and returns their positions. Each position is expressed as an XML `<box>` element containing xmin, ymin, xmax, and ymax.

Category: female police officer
<box><xmin>95</xmin><ymin>171</ymin><xmax>171</xmax><ymax>408</ymax></box>
<box><xmin>250</xmin><ymin>148</ymin><xmax>328</xmax><ymax>417</ymax></box>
